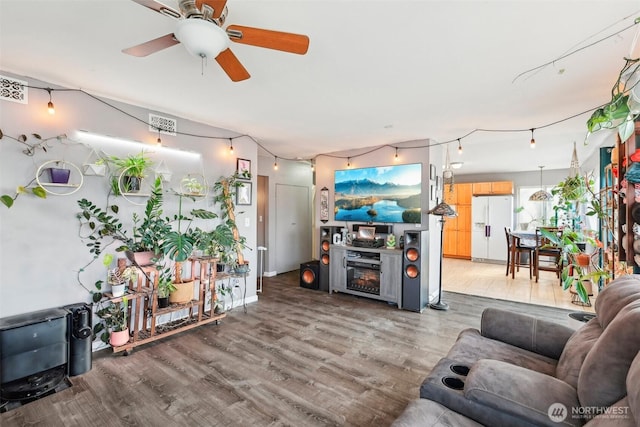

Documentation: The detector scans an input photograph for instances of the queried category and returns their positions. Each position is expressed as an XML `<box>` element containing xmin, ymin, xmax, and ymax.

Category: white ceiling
<box><xmin>1</xmin><ymin>0</ymin><xmax>639</xmax><ymax>174</ymax></box>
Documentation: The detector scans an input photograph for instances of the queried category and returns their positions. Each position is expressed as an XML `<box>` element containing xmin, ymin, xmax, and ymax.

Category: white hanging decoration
<box><xmin>81</xmin><ymin>148</ymin><xmax>106</xmax><ymax>176</ymax></box>
<box><xmin>569</xmin><ymin>141</ymin><xmax>580</xmax><ymax>177</ymax></box>
<box><xmin>154</xmin><ymin>159</ymin><xmax>173</xmax><ymax>183</ymax></box>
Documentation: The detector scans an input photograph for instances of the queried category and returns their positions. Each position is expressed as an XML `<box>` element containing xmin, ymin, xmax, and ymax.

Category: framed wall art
<box><xmin>236</xmin><ymin>181</ymin><xmax>252</xmax><ymax>205</ymax></box>
<box><xmin>320</xmin><ymin>187</ymin><xmax>329</xmax><ymax>223</ymax></box>
<box><xmin>236</xmin><ymin>158</ymin><xmax>251</xmax><ymax>178</ymax></box>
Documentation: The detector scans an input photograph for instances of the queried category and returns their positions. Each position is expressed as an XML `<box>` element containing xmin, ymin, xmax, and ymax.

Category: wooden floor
<box><xmin>442</xmin><ymin>258</ymin><xmax>597</xmax><ymax>313</ymax></box>
<box><xmin>1</xmin><ymin>271</ymin><xmax>577</xmax><ymax>427</ymax></box>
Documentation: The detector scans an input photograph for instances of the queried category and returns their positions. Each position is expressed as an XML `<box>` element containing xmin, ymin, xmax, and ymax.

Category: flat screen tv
<box><xmin>334</xmin><ymin>163</ymin><xmax>422</xmax><ymax>223</ymax></box>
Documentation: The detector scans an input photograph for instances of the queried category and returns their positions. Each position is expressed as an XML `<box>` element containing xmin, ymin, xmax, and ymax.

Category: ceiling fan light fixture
<box><xmin>174</xmin><ymin>19</ymin><xmax>229</xmax><ymax>60</ymax></box>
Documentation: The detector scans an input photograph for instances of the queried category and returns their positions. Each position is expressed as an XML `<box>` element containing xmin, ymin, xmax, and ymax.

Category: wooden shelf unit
<box><xmin>111</xmin><ymin>259</ymin><xmax>226</xmax><ymax>354</ymax></box>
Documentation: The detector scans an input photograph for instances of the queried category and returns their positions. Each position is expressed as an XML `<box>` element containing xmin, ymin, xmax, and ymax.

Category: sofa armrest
<box><xmin>481</xmin><ymin>308</ymin><xmax>574</xmax><ymax>359</ymax></box>
<box><xmin>465</xmin><ymin>359</ymin><xmax>580</xmax><ymax>427</ymax></box>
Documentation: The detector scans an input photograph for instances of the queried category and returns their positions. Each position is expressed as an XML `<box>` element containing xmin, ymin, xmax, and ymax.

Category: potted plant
<box><xmin>212</xmin><ymin>172</ymin><xmax>251</xmax><ymax>272</ymax></box>
<box><xmin>95</xmin><ymin>296</ymin><xmax>129</xmax><ymax>347</ymax></box>
<box><xmin>163</xmin><ymin>192</ymin><xmax>219</xmax><ymax>304</ymax></box>
<box><xmin>586</xmin><ymin>57</ymin><xmax>640</xmax><ymax>143</ymax></box>
<box><xmin>106</xmin><ymin>258</ymin><xmax>138</xmax><ymax>297</ymax></box>
<box><xmin>541</xmin><ymin>228</ymin><xmax>610</xmax><ymax>304</ymax></box>
<box><xmin>156</xmin><ymin>265</ymin><xmax>175</xmax><ymax>308</ymax></box>
<box><xmin>77</xmin><ymin>177</ymin><xmax>168</xmax><ymax>263</ymax></box>
<box><xmin>108</xmin><ymin>151</ymin><xmax>153</xmax><ymax>194</ymax></box>
<box><xmin>45</xmin><ymin>162</ymin><xmax>71</xmax><ymax>184</ymax></box>
<box><xmin>180</xmin><ymin>176</ymin><xmax>205</xmax><ymax>196</ymax></box>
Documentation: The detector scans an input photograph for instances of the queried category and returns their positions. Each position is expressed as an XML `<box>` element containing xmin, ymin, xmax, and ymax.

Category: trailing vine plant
<box><xmin>0</xmin><ymin>130</ymin><xmax>67</xmax><ymax>208</ymax></box>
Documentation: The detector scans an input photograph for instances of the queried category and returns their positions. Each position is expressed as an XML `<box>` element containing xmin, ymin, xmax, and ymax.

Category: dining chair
<box><xmin>505</xmin><ymin>228</ymin><xmax>534</xmax><ymax>279</ymax></box>
<box><xmin>534</xmin><ymin>227</ymin><xmax>563</xmax><ymax>283</ymax></box>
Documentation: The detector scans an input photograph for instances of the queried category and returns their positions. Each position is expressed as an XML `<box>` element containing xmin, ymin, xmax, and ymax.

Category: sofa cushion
<box><xmin>626</xmin><ymin>351</ymin><xmax>640</xmax><ymax>425</ymax></box>
<box><xmin>578</xmin><ymin>302</ymin><xmax>640</xmax><ymax>419</ymax></box>
<box><xmin>555</xmin><ymin>319</ymin><xmax>603</xmax><ymax>388</ymax></box>
<box><xmin>584</xmin><ymin>397</ymin><xmax>635</xmax><ymax>426</ymax></box>
<box><xmin>420</xmin><ymin>358</ymin><xmax>541</xmax><ymax>427</ymax></box>
<box><xmin>446</xmin><ymin>329</ymin><xmax>557</xmax><ymax>376</ymax></box>
<box><xmin>391</xmin><ymin>399</ymin><xmax>484</xmax><ymax>427</ymax></box>
<box><xmin>465</xmin><ymin>359</ymin><xmax>580</xmax><ymax>427</ymax></box>
<box><xmin>594</xmin><ymin>275</ymin><xmax>640</xmax><ymax>329</ymax></box>
<box><xmin>481</xmin><ymin>308</ymin><xmax>574</xmax><ymax>359</ymax></box>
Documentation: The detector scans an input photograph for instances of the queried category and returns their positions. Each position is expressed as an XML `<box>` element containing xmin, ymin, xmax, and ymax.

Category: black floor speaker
<box><xmin>64</xmin><ymin>303</ymin><xmax>93</xmax><ymax>377</ymax></box>
<box><xmin>300</xmin><ymin>260</ymin><xmax>320</xmax><ymax>290</ymax></box>
<box><xmin>319</xmin><ymin>226</ymin><xmax>339</xmax><ymax>292</ymax></box>
<box><xmin>402</xmin><ymin>230</ymin><xmax>430</xmax><ymax>312</ymax></box>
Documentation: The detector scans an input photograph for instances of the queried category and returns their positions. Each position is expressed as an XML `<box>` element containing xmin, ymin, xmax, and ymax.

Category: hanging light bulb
<box><xmin>274</xmin><ymin>157</ymin><xmax>278</xmax><ymax>170</ymax></box>
<box><xmin>394</xmin><ymin>147</ymin><xmax>399</xmax><ymax>161</ymax></box>
<box><xmin>530</xmin><ymin>129</ymin><xmax>536</xmax><ymax>149</ymax></box>
<box><xmin>156</xmin><ymin>128</ymin><xmax>162</xmax><ymax>146</ymax></box>
<box><xmin>310</xmin><ymin>159</ymin><xmax>315</xmax><ymax>171</ymax></box>
<box><xmin>46</xmin><ymin>88</ymin><xmax>55</xmax><ymax>115</ymax></box>
<box><xmin>457</xmin><ymin>139</ymin><xmax>463</xmax><ymax>155</ymax></box>
<box><xmin>347</xmin><ymin>157</ymin><xmax>351</xmax><ymax>168</ymax></box>
<box><xmin>229</xmin><ymin>139</ymin><xmax>234</xmax><ymax>154</ymax></box>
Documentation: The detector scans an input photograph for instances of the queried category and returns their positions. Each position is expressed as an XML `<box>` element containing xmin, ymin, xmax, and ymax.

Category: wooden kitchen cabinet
<box><xmin>472</xmin><ymin>181</ymin><xmax>513</xmax><ymax>195</ymax></box>
<box><xmin>443</xmin><ymin>183</ymin><xmax>472</xmax><ymax>259</ymax></box>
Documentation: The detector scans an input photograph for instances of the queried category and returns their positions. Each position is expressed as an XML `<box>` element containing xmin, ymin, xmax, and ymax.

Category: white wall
<box><xmin>0</xmin><ymin>72</ymin><xmax>258</xmax><ymax>318</ymax></box>
<box><xmin>257</xmin><ymin>155</ymin><xmax>314</xmax><ymax>275</ymax></box>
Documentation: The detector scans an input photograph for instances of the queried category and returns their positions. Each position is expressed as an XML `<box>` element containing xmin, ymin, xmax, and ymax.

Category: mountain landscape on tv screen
<box><xmin>334</xmin><ymin>164</ymin><xmax>422</xmax><ymax>223</ymax></box>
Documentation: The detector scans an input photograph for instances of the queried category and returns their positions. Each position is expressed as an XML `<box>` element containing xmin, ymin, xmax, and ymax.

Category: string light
<box><xmin>22</xmin><ymin>85</ymin><xmax>606</xmax><ymax>167</ymax></box>
<box><xmin>394</xmin><ymin>147</ymin><xmax>399</xmax><ymax>161</ymax></box>
<box><xmin>46</xmin><ymin>88</ymin><xmax>55</xmax><ymax>115</ymax></box>
<box><xmin>457</xmin><ymin>139</ymin><xmax>463</xmax><ymax>155</ymax></box>
<box><xmin>273</xmin><ymin>156</ymin><xmax>278</xmax><ymax>170</ymax></box>
<box><xmin>229</xmin><ymin>139</ymin><xmax>234</xmax><ymax>154</ymax></box>
<box><xmin>530</xmin><ymin>128</ymin><xmax>536</xmax><ymax>149</ymax></box>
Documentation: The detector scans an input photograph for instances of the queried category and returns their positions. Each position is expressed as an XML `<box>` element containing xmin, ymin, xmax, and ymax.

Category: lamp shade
<box><xmin>428</xmin><ymin>201</ymin><xmax>456</xmax><ymax>217</ymax></box>
<box><xmin>529</xmin><ymin>190</ymin><xmax>553</xmax><ymax>201</ymax></box>
<box><xmin>174</xmin><ymin>19</ymin><xmax>229</xmax><ymax>59</ymax></box>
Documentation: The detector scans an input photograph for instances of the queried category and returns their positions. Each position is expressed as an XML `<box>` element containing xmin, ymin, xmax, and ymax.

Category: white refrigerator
<box><xmin>471</xmin><ymin>195</ymin><xmax>513</xmax><ymax>263</ymax></box>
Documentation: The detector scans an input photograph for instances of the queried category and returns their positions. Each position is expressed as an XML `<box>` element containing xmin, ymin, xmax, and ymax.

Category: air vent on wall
<box><xmin>0</xmin><ymin>75</ymin><xmax>28</xmax><ymax>104</ymax></box>
<box><xmin>149</xmin><ymin>113</ymin><xmax>177</xmax><ymax>136</ymax></box>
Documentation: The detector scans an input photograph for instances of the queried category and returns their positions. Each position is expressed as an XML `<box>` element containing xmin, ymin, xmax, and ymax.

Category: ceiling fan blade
<box><xmin>226</xmin><ymin>25</ymin><xmax>309</xmax><ymax>55</ymax></box>
<box><xmin>122</xmin><ymin>33</ymin><xmax>180</xmax><ymax>57</ymax></box>
<box><xmin>130</xmin><ymin>0</ymin><xmax>182</xmax><ymax>19</ymax></box>
<box><xmin>215</xmin><ymin>48</ymin><xmax>250</xmax><ymax>82</ymax></box>
<box><xmin>197</xmin><ymin>0</ymin><xmax>227</xmax><ymax>19</ymax></box>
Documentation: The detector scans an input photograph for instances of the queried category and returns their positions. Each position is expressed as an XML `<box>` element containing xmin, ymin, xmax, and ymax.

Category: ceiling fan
<box><xmin>122</xmin><ymin>0</ymin><xmax>310</xmax><ymax>82</ymax></box>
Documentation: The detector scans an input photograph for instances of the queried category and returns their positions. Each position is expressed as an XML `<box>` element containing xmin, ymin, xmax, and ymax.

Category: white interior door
<box><xmin>275</xmin><ymin>184</ymin><xmax>311</xmax><ymax>273</ymax></box>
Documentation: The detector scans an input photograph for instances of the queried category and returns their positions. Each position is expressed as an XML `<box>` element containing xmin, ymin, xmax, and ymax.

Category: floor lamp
<box><xmin>428</xmin><ymin>200</ymin><xmax>457</xmax><ymax>311</ymax></box>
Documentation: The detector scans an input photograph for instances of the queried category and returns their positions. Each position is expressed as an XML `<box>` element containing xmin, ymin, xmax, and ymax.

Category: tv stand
<box><xmin>329</xmin><ymin>245</ymin><xmax>402</xmax><ymax>308</ymax></box>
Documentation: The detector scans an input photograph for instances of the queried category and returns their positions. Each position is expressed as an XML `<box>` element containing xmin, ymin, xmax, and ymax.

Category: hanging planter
<box><xmin>47</xmin><ymin>167</ymin><xmax>71</xmax><ymax>184</ymax></box>
<box><xmin>154</xmin><ymin>159</ymin><xmax>173</xmax><ymax>183</ymax></box>
<box><xmin>82</xmin><ymin>148</ymin><xmax>107</xmax><ymax>176</ymax></box>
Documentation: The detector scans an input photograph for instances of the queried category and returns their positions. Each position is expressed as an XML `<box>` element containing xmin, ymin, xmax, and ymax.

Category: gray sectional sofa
<box><xmin>393</xmin><ymin>275</ymin><xmax>640</xmax><ymax>426</ymax></box>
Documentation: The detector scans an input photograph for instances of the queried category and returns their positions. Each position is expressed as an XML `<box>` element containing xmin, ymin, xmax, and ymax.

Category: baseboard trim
<box><xmin>263</xmin><ymin>271</ymin><xmax>277</xmax><ymax>277</ymax></box>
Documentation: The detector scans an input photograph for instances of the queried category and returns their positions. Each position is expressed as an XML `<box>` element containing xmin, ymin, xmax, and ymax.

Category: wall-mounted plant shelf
<box><xmin>35</xmin><ymin>159</ymin><xmax>83</xmax><ymax>196</ymax></box>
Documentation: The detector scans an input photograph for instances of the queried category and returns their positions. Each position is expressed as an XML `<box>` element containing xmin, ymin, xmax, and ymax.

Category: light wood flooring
<box><xmin>442</xmin><ymin>258</ymin><xmax>597</xmax><ymax>313</ymax></box>
<box><xmin>1</xmin><ymin>271</ymin><xmax>578</xmax><ymax>427</ymax></box>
